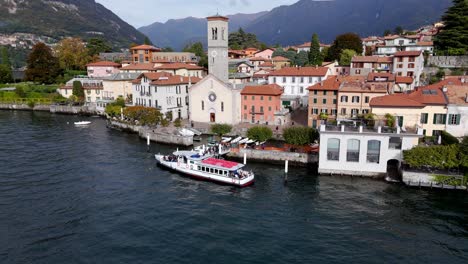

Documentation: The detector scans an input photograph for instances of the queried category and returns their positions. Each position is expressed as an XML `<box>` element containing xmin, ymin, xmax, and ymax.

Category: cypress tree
<box><xmin>308</xmin><ymin>33</ymin><xmax>322</xmax><ymax>66</ymax></box>
<box><xmin>72</xmin><ymin>80</ymin><xmax>85</xmax><ymax>101</ymax></box>
<box><xmin>434</xmin><ymin>0</ymin><xmax>468</xmax><ymax>55</ymax></box>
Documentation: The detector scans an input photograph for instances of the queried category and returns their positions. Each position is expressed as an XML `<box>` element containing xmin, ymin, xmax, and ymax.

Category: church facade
<box><xmin>189</xmin><ymin>15</ymin><xmax>242</xmax><ymax>125</ymax></box>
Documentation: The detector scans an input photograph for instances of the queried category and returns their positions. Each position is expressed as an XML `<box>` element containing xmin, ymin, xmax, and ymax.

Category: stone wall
<box><xmin>427</xmin><ymin>56</ymin><xmax>468</xmax><ymax>68</ymax></box>
<box><xmin>228</xmin><ymin>148</ymin><xmax>318</xmax><ymax>166</ymax></box>
<box><xmin>402</xmin><ymin>170</ymin><xmax>466</xmax><ymax>190</ymax></box>
<box><xmin>108</xmin><ymin>120</ymin><xmax>193</xmax><ymax>146</ymax></box>
<box><xmin>0</xmin><ymin>103</ymin><xmax>99</xmax><ymax>115</ymax></box>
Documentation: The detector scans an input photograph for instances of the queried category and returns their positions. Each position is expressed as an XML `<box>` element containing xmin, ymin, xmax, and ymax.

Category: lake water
<box><xmin>0</xmin><ymin>111</ymin><xmax>467</xmax><ymax>263</ymax></box>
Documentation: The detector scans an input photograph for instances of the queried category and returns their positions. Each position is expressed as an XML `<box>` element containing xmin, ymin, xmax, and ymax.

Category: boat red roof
<box><xmin>202</xmin><ymin>158</ymin><xmax>239</xmax><ymax>169</ymax></box>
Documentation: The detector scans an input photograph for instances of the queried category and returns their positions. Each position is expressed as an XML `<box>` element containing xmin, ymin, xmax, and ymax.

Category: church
<box><xmin>188</xmin><ymin>16</ymin><xmax>242</xmax><ymax>125</ymax></box>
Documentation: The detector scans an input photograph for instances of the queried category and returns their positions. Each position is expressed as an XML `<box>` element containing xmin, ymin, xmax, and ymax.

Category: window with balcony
<box><xmin>347</xmin><ymin>139</ymin><xmax>360</xmax><ymax>162</ymax></box>
<box><xmin>327</xmin><ymin>138</ymin><xmax>340</xmax><ymax>161</ymax></box>
<box><xmin>367</xmin><ymin>140</ymin><xmax>381</xmax><ymax>163</ymax></box>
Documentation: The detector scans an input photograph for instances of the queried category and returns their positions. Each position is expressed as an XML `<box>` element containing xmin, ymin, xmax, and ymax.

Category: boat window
<box><xmin>210</xmin><ymin>168</ymin><xmax>213</xmax><ymax>174</ymax></box>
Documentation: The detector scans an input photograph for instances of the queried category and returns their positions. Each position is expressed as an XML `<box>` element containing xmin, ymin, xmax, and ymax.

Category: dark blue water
<box><xmin>1</xmin><ymin>111</ymin><xmax>467</xmax><ymax>264</ymax></box>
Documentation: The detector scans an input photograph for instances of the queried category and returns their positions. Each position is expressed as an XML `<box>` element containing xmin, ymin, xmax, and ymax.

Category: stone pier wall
<box><xmin>227</xmin><ymin>148</ymin><xmax>318</xmax><ymax>165</ymax></box>
<box><xmin>107</xmin><ymin>120</ymin><xmax>193</xmax><ymax>146</ymax></box>
<box><xmin>0</xmin><ymin>103</ymin><xmax>100</xmax><ymax>115</ymax></box>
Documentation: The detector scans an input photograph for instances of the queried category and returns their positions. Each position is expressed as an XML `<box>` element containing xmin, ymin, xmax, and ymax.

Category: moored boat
<box><xmin>155</xmin><ymin>150</ymin><xmax>254</xmax><ymax>187</ymax></box>
<box><xmin>74</xmin><ymin>121</ymin><xmax>91</xmax><ymax>125</ymax></box>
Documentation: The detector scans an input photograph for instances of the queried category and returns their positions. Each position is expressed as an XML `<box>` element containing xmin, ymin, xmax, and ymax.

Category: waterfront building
<box><xmin>240</xmin><ymin>84</ymin><xmax>286</xmax><ymax>125</ymax></box>
<box><xmin>58</xmin><ymin>77</ymin><xmax>103</xmax><ymax>103</ymax></box>
<box><xmin>337</xmin><ymin>78</ymin><xmax>388</xmax><ymax>119</ymax></box>
<box><xmin>392</xmin><ymin>51</ymin><xmax>424</xmax><ymax>87</ymax></box>
<box><xmin>189</xmin><ymin>15</ymin><xmax>242</xmax><ymax>125</ymax></box>
<box><xmin>268</xmin><ymin>66</ymin><xmax>332</xmax><ymax>108</ymax></box>
<box><xmin>102</xmin><ymin>72</ymin><xmax>140</xmax><ymax>103</ymax></box>
<box><xmin>86</xmin><ymin>61</ymin><xmax>121</xmax><ymax>78</ymax></box>
<box><xmin>318</xmin><ymin>124</ymin><xmax>423</xmax><ymax>177</ymax></box>
<box><xmin>307</xmin><ymin>76</ymin><xmax>340</xmax><ymax>128</ymax></box>
<box><xmin>444</xmin><ymin>83</ymin><xmax>468</xmax><ymax>137</ymax></box>
<box><xmin>155</xmin><ymin>62</ymin><xmax>205</xmax><ymax>78</ymax></box>
<box><xmin>370</xmin><ymin>86</ymin><xmax>448</xmax><ymax>136</ymax></box>
<box><xmin>131</xmin><ymin>44</ymin><xmax>161</xmax><ymax>63</ymax></box>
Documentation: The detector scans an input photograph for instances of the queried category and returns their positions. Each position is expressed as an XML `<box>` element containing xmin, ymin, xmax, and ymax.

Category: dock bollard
<box><xmin>243</xmin><ymin>153</ymin><xmax>247</xmax><ymax>165</ymax></box>
<box><xmin>284</xmin><ymin>160</ymin><xmax>289</xmax><ymax>183</ymax></box>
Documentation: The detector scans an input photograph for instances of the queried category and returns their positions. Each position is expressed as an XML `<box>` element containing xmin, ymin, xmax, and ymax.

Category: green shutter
<box><xmin>443</xmin><ymin>114</ymin><xmax>447</xmax><ymax>124</ymax></box>
<box><xmin>433</xmin><ymin>114</ymin><xmax>436</xmax><ymax>124</ymax></box>
<box><xmin>456</xmin><ymin>114</ymin><xmax>461</xmax><ymax>125</ymax></box>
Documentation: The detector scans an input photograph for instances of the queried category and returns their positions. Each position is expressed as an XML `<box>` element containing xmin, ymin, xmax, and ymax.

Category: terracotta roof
<box><xmin>130</xmin><ymin>44</ymin><xmax>160</xmax><ymax>51</ymax></box>
<box><xmin>338</xmin><ymin>75</ymin><xmax>366</xmax><ymax>83</ymax></box>
<box><xmin>367</xmin><ymin>72</ymin><xmax>395</xmax><ymax>82</ymax></box>
<box><xmin>269</xmin><ymin>66</ymin><xmax>329</xmax><ymax>76</ymax></box>
<box><xmin>155</xmin><ymin>62</ymin><xmax>204</xmax><ymax>70</ymax></box>
<box><xmin>259</xmin><ymin>62</ymin><xmax>274</xmax><ymax>67</ymax></box>
<box><xmin>377</xmin><ymin>57</ymin><xmax>393</xmax><ymax>63</ymax></box>
<box><xmin>394</xmin><ymin>51</ymin><xmax>422</xmax><ymax>57</ymax></box>
<box><xmin>352</xmin><ymin>56</ymin><xmax>378</xmax><ymax>63</ymax></box>
<box><xmin>272</xmin><ymin>56</ymin><xmax>290</xmax><ymax>62</ymax></box>
<box><xmin>370</xmin><ymin>86</ymin><xmax>447</xmax><ymax>107</ymax></box>
<box><xmin>131</xmin><ymin>72</ymin><xmax>173</xmax><ymax>84</ymax></box>
<box><xmin>395</xmin><ymin>76</ymin><xmax>414</xmax><ymax>84</ymax></box>
<box><xmin>417</xmin><ymin>41</ymin><xmax>434</xmax><ymax>46</ymax></box>
<box><xmin>444</xmin><ymin>84</ymin><xmax>468</xmax><ymax>105</ymax></box>
<box><xmin>340</xmin><ymin>82</ymin><xmax>389</xmax><ymax>93</ymax></box>
<box><xmin>241</xmin><ymin>84</ymin><xmax>283</xmax><ymax>96</ymax></box>
<box><xmin>418</xmin><ymin>78</ymin><xmax>463</xmax><ymax>90</ymax></box>
<box><xmin>384</xmin><ymin>35</ymin><xmax>400</xmax><ymax>40</ymax></box>
<box><xmin>245</xmin><ymin>48</ymin><xmax>259</xmax><ymax>51</ymax></box>
<box><xmin>121</xmin><ymin>63</ymin><xmax>156</xmax><ymax>71</ymax></box>
<box><xmin>150</xmin><ymin>75</ymin><xmax>201</xmax><ymax>86</ymax></box>
<box><xmin>86</xmin><ymin>61</ymin><xmax>121</xmax><ymax>67</ymax></box>
<box><xmin>249</xmin><ymin>57</ymin><xmax>268</xmax><ymax>61</ymax></box>
<box><xmin>297</xmin><ymin>42</ymin><xmax>310</xmax><ymax>48</ymax></box>
<box><xmin>307</xmin><ymin>76</ymin><xmax>340</xmax><ymax>91</ymax></box>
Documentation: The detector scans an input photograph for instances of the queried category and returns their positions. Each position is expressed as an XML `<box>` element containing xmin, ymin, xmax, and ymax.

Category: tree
<box><xmin>210</xmin><ymin>124</ymin><xmax>232</xmax><ymax>137</ymax></box>
<box><xmin>328</xmin><ymin>33</ymin><xmax>363</xmax><ymax>61</ymax></box>
<box><xmin>339</xmin><ymin>49</ymin><xmax>357</xmax><ymax>66</ymax></box>
<box><xmin>1</xmin><ymin>46</ymin><xmax>11</xmax><ymax>66</ymax></box>
<box><xmin>295</xmin><ymin>51</ymin><xmax>309</xmax><ymax>66</ymax></box>
<box><xmin>144</xmin><ymin>36</ymin><xmax>152</xmax><ymax>45</ymax></box>
<box><xmin>383</xmin><ymin>29</ymin><xmax>392</xmax><ymax>36</ymax></box>
<box><xmin>55</xmin><ymin>37</ymin><xmax>90</xmax><ymax>71</ymax></box>
<box><xmin>87</xmin><ymin>38</ymin><xmax>112</xmax><ymax>57</ymax></box>
<box><xmin>162</xmin><ymin>47</ymin><xmax>174</xmax><ymax>52</ymax></box>
<box><xmin>183</xmin><ymin>42</ymin><xmax>207</xmax><ymax>68</ymax></box>
<box><xmin>72</xmin><ymin>81</ymin><xmax>84</xmax><ymax>101</ymax></box>
<box><xmin>460</xmin><ymin>136</ymin><xmax>468</xmax><ymax>168</ymax></box>
<box><xmin>434</xmin><ymin>0</ymin><xmax>468</xmax><ymax>55</ymax></box>
<box><xmin>0</xmin><ymin>64</ymin><xmax>13</xmax><ymax>83</ymax></box>
<box><xmin>441</xmin><ymin>131</ymin><xmax>459</xmax><ymax>145</ymax></box>
<box><xmin>320</xmin><ymin>47</ymin><xmax>330</xmax><ymax>62</ymax></box>
<box><xmin>394</xmin><ymin>26</ymin><xmax>404</xmax><ymax>35</ymax></box>
<box><xmin>283</xmin><ymin>127</ymin><xmax>318</xmax><ymax>146</ymax></box>
<box><xmin>308</xmin><ymin>33</ymin><xmax>322</xmax><ymax>66</ymax></box>
<box><xmin>247</xmin><ymin>126</ymin><xmax>273</xmax><ymax>142</ymax></box>
<box><xmin>228</xmin><ymin>28</ymin><xmax>267</xmax><ymax>50</ymax></box>
<box><xmin>25</xmin><ymin>42</ymin><xmax>60</xmax><ymax>84</ymax></box>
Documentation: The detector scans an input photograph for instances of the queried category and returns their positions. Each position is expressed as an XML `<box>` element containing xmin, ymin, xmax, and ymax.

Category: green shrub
<box><xmin>105</xmin><ymin>105</ymin><xmax>122</xmax><ymax>117</ymax></box>
<box><xmin>283</xmin><ymin>126</ymin><xmax>319</xmax><ymax>146</ymax></box>
<box><xmin>211</xmin><ymin>123</ymin><xmax>232</xmax><ymax>136</ymax></box>
<box><xmin>403</xmin><ymin>144</ymin><xmax>460</xmax><ymax>169</ymax></box>
<box><xmin>27</xmin><ymin>100</ymin><xmax>35</xmax><ymax>108</ymax></box>
<box><xmin>161</xmin><ymin>118</ymin><xmax>170</xmax><ymax>127</ymax></box>
<box><xmin>441</xmin><ymin>131</ymin><xmax>459</xmax><ymax>145</ymax></box>
<box><xmin>384</xmin><ymin>113</ymin><xmax>395</xmax><ymax>127</ymax></box>
<box><xmin>174</xmin><ymin>118</ymin><xmax>182</xmax><ymax>128</ymax></box>
<box><xmin>247</xmin><ymin>126</ymin><xmax>273</xmax><ymax>142</ymax></box>
<box><xmin>123</xmin><ymin>106</ymin><xmax>163</xmax><ymax>126</ymax></box>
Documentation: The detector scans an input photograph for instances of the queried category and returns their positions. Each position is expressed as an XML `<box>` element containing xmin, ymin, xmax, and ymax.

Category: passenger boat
<box><xmin>155</xmin><ymin>149</ymin><xmax>255</xmax><ymax>187</ymax></box>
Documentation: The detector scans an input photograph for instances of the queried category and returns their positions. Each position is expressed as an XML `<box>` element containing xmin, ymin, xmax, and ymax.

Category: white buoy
<box><xmin>285</xmin><ymin>160</ymin><xmax>289</xmax><ymax>174</ymax></box>
<box><xmin>243</xmin><ymin>153</ymin><xmax>247</xmax><ymax>165</ymax></box>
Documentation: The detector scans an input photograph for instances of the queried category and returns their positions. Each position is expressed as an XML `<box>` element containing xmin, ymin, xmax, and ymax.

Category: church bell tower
<box><xmin>207</xmin><ymin>15</ymin><xmax>229</xmax><ymax>83</ymax></box>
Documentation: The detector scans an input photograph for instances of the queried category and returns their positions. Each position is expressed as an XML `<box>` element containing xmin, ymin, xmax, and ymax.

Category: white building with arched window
<box><xmin>318</xmin><ymin>124</ymin><xmax>422</xmax><ymax>178</ymax></box>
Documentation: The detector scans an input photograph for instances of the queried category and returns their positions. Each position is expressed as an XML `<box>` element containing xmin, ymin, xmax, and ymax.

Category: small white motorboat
<box><xmin>238</xmin><ymin>138</ymin><xmax>249</xmax><ymax>144</ymax></box>
<box><xmin>74</xmin><ymin>121</ymin><xmax>91</xmax><ymax>126</ymax></box>
<box><xmin>245</xmin><ymin>139</ymin><xmax>256</xmax><ymax>144</ymax></box>
<box><xmin>222</xmin><ymin>137</ymin><xmax>232</xmax><ymax>143</ymax></box>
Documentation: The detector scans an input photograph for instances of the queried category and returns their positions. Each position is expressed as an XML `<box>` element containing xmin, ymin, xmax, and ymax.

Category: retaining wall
<box><xmin>427</xmin><ymin>56</ymin><xmax>468</xmax><ymax>68</ymax></box>
<box><xmin>0</xmin><ymin>103</ymin><xmax>99</xmax><ymax>115</ymax></box>
<box><xmin>227</xmin><ymin>148</ymin><xmax>318</xmax><ymax>166</ymax></box>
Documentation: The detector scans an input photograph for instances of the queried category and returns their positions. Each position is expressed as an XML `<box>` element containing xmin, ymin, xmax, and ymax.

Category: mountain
<box><xmin>140</xmin><ymin>0</ymin><xmax>452</xmax><ymax>50</ymax></box>
<box><xmin>245</xmin><ymin>0</ymin><xmax>452</xmax><ymax>45</ymax></box>
<box><xmin>139</xmin><ymin>12</ymin><xmax>268</xmax><ymax>51</ymax></box>
<box><xmin>0</xmin><ymin>0</ymin><xmax>146</xmax><ymax>48</ymax></box>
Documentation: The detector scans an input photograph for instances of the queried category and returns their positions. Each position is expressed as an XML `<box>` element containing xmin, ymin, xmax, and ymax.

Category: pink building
<box><xmin>254</xmin><ymin>48</ymin><xmax>275</xmax><ymax>59</ymax></box>
<box><xmin>241</xmin><ymin>84</ymin><xmax>283</xmax><ymax>124</ymax></box>
<box><xmin>86</xmin><ymin>61</ymin><xmax>121</xmax><ymax>78</ymax></box>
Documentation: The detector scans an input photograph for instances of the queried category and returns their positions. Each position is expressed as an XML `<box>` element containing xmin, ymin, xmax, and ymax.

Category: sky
<box><xmin>95</xmin><ymin>0</ymin><xmax>298</xmax><ymax>28</ymax></box>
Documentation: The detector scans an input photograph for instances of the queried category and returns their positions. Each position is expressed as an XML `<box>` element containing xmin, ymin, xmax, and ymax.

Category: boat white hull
<box><xmin>155</xmin><ymin>155</ymin><xmax>254</xmax><ymax>187</ymax></box>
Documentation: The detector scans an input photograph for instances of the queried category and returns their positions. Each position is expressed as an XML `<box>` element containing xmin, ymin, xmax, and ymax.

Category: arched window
<box><xmin>347</xmin><ymin>139</ymin><xmax>360</xmax><ymax>162</ymax></box>
<box><xmin>212</xmin><ymin>27</ymin><xmax>218</xmax><ymax>40</ymax></box>
<box><xmin>201</xmin><ymin>100</ymin><xmax>204</xmax><ymax>110</ymax></box>
<box><xmin>327</xmin><ymin>138</ymin><xmax>340</xmax><ymax>161</ymax></box>
<box><xmin>367</xmin><ymin>140</ymin><xmax>381</xmax><ymax>163</ymax></box>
